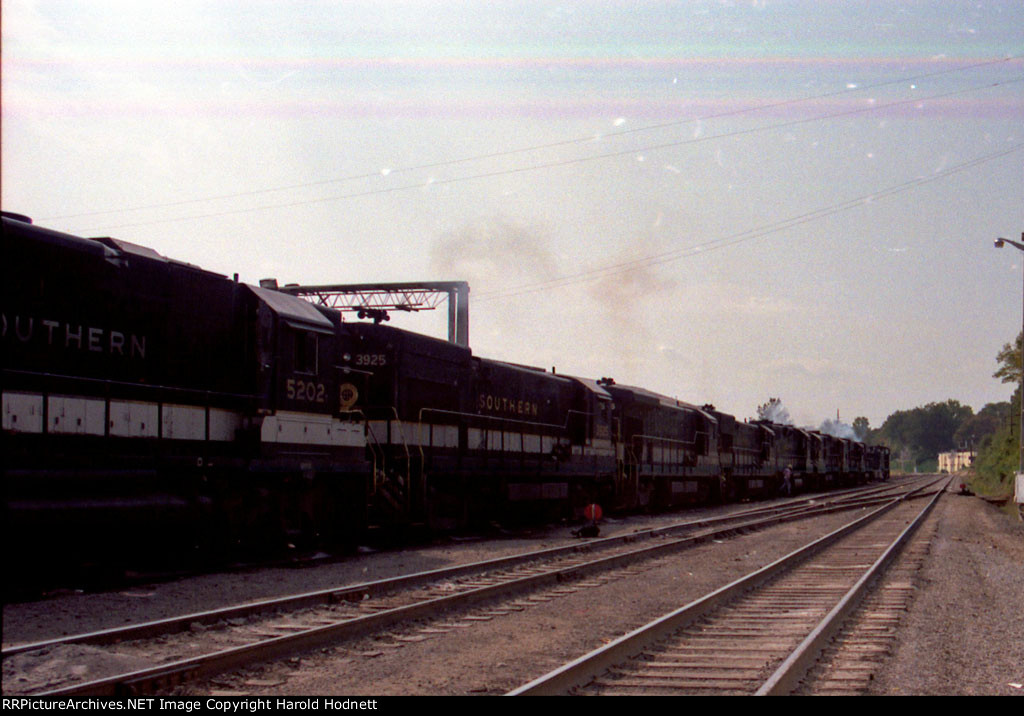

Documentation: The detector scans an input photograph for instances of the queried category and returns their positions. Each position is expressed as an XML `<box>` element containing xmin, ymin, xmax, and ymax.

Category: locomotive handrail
<box><xmin>416</xmin><ymin>406</ymin><xmax>570</xmax><ymax>433</ymax></box>
<box><xmin>419</xmin><ymin>407</ymin><xmax>568</xmax><ymax>459</ymax></box>
<box><xmin>363</xmin><ymin>417</ymin><xmax>387</xmax><ymax>498</ymax></box>
<box><xmin>338</xmin><ymin>408</ymin><xmax>378</xmax><ymax>450</ymax></box>
<box><xmin>629</xmin><ymin>431</ymin><xmax>704</xmax><ymax>449</ymax></box>
<box><xmin>372</xmin><ymin>409</ymin><xmax>412</xmax><ymax>510</ymax></box>
<box><xmin>730</xmin><ymin>444</ymin><xmax>765</xmax><ymax>456</ymax></box>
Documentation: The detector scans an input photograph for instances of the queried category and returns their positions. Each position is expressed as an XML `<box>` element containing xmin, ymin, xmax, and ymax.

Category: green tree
<box><xmin>971</xmin><ymin>333</ymin><xmax>1022</xmax><ymax>494</ymax></box>
<box><xmin>852</xmin><ymin>416</ymin><xmax>870</xmax><ymax>441</ymax></box>
<box><xmin>875</xmin><ymin>400</ymin><xmax>974</xmax><ymax>469</ymax></box>
<box><xmin>993</xmin><ymin>331</ymin><xmax>1023</xmax><ymax>386</ymax></box>
<box><xmin>954</xmin><ymin>402</ymin><xmax>1010</xmax><ymax>451</ymax></box>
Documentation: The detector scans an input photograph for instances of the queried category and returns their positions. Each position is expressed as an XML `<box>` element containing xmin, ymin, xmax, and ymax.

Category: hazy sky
<box><xmin>3</xmin><ymin>0</ymin><xmax>1022</xmax><ymax>429</ymax></box>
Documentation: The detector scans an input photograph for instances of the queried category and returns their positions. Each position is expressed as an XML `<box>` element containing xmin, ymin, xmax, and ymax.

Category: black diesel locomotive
<box><xmin>2</xmin><ymin>213</ymin><xmax>889</xmax><ymax>567</ymax></box>
<box><xmin>3</xmin><ymin>213</ymin><xmax>367</xmax><ymax>569</ymax></box>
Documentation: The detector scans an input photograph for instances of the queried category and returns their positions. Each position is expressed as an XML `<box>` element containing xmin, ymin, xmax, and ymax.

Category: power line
<box><xmin>473</xmin><ymin>142</ymin><xmax>1024</xmax><ymax>302</ymax></box>
<box><xmin>75</xmin><ymin>75</ymin><xmax>1024</xmax><ymax>233</ymax></box>
<box><xmin>47</xmin><ymin>54</ymin><xmax>1021</xmax><ymax>223</ymax></box>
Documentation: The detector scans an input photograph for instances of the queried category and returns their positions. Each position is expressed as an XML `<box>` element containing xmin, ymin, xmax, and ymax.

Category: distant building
<box><xmin>938</xmin><ymin>450</ymin><xmax>974</xmax><ymax>473</ymax></box>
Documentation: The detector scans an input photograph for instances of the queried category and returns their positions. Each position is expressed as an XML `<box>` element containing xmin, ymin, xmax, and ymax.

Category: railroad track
<box><xmin>3</xmin><ymin>478</ymin><xmax>933</xmax><ymax>696</ymax></box>
<box><xmin>797</xmin><ymin>507</ymin><xmax>940</xmax><ymax>696</ymax></box>
<box><xmin>508</xmin><ymin>476</ymin><xmax>949</xmax><ymax>695</ymax></box>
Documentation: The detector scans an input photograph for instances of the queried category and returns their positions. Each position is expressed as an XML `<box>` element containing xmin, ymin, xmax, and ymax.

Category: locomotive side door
<box><xmin>255</xmin><ymin>301</ymin><xmax>277</xmax><ymax>412</ymax></box>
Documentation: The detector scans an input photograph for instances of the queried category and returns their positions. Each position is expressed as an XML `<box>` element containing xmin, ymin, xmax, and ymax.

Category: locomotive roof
<box><xmin>344</xmin><ymin>321</ymin><xmax>471</xmax><ymax>361</ymax></box>
<box><xmin>563</xmin><ymin>375</ymin><xmax>613</xmax><ymax>400</ymax></box>
<box><xmin>4</xmin><ymin>213</ymin><xmax>229</xmax><ymax>279</ymax></box>
<box><xmin>249</xmin><ymin>285</ymin><xmax>335</xmax><ymax>334</ymax></box>
<box><xmin>477</xmin><ymin>358</ymin><xmax>574</xmax><ymax>385</ymax></box>
<box><xmin>605</xmin><ymin>382</ymin><xmax>717</xmax><ymax>421</ymax></box>
<box><xmin>750</xmin><ymin>420</ymin><xmax>814</xmax><ymax>439</ymax></box>
<box><xmin>4</xmin><ymin>213</ymin><xmax>123</xmax><ymax>263</ymax></box>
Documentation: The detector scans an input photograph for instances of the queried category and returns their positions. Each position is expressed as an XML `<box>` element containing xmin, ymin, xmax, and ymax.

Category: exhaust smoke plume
<box><xmin>756</xmin><ymin>397</ymin><xmax>793</xmax><ymax>425</ymax></box>
<box><xmin>818</xmin><ymin>418</ymin><xmax>857</xmax><ymax>440</ymax></box>
<box><xmin>430</xmin><ymin>217</ymin><xmax>557</xmax><ymax>283</ymax></box>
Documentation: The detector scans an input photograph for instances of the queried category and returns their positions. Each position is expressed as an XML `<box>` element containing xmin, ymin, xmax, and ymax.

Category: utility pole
<box><xmin>993</xmin><ymin>232</ymin><xmax>1024</xmax><ymax>476</ymax></box>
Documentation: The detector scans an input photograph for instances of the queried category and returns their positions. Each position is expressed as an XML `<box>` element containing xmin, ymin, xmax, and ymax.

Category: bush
<box><xmin>970</xmin><ymin>420</ymin><xmax>1018</xmax><ymax>498</ymax></box>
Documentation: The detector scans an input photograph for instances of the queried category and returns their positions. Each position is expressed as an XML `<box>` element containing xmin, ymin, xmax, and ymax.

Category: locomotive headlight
<box><xmin>343</xmin><ymin>353</ymin><xmax>352</xmax><ymax>362</ymax></box>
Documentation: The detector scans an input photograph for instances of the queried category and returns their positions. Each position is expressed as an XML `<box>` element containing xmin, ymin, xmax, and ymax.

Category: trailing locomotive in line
<box><xmin>2</xmin><ymin>213</ymin><xmax>889</xmax><ymax>569</ymax></box>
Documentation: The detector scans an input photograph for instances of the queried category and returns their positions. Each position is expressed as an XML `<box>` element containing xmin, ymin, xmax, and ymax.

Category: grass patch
<box><xmin>967</xmin><ymin>468</ymin><xmax>1014</xmax><ymax>499</ymax></box>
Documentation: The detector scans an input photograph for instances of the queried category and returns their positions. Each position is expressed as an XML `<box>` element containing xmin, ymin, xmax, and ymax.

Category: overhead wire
<box><xmin>46</xmin><ymin>54</ymin><xmax>1022</xmax><ymax>224</ymax></box>
<box><xmin>73</xmin><ymin>73</ymin><xmax>1024</xmax><ymax>233</ymax></box>
<box><xmin>473</xmin><ymin>141</ymin><xmax>1024</xmax><ymax>302</ymax></box>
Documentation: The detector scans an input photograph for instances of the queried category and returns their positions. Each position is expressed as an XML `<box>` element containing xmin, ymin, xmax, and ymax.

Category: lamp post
<box><xmin>993</xmin><ymin>231</ymin><xmax>1024</xmax><ymax>474</ymax></box>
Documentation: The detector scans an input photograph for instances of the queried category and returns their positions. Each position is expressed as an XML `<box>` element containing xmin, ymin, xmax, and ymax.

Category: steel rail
<box><xmin>755</xmin><ymin>476</ymin><xmax>950</xmax><ymax>695</ymax></box>
<box><xmin>4</xmin><ymin>479</ymin><xmax>918</xmax><ymax>659</ymax></box>
<box><xmin>12</xmin><ymin>485</ymin><xmax>923</xmax><ymax>696</ymax></box>
<box><xmin>506</xmin><ymin>478</ymin><xmax>942</xmax><ymax>695</ymax></box>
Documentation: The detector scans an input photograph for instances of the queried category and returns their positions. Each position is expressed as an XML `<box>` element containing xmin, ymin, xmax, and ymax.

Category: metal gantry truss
<box><xmin>275</xmin><ymin>281</ymin><xmax>470</xmax><ymax>347</ymax></box>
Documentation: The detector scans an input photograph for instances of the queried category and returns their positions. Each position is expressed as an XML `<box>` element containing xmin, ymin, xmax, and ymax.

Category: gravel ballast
<box><xmin>4</xmin><ymin>483</ymin><xmax>1021</xmax><ymax>696</ymax></box>
<box><xmin>866</xmin><ymin>490</ymin><xmax>1024</xmax><ymax>696</ymax></box>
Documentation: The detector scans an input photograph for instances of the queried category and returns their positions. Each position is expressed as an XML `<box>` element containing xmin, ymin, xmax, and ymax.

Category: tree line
<box><xmin>758</xmin><ymin>333</ymin><xmax>1020</xmax><ymax>493</ymax></box>
<box><xmin>861</xmin><ymin>333</ymin><xmax>1019</xmax><ymax>491</ymax></box>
